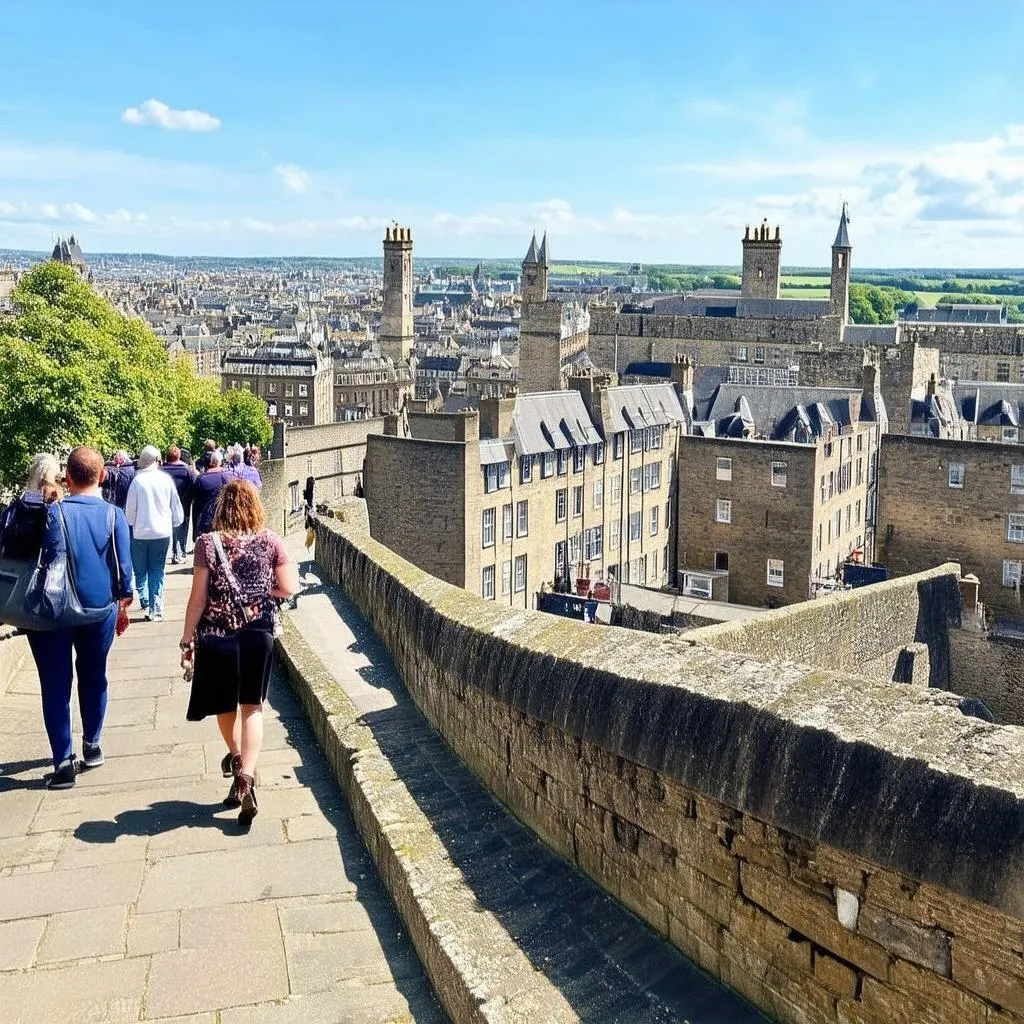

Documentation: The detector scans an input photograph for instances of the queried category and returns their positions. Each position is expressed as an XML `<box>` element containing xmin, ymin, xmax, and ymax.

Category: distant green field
<box><xmin>781</xmin><ymin>275</ymin><xmax>830</xmax><ymax>287</ymax></box>
<box><xmin>779</xmin><ymin>287</ymin><xmax>830</xmax><ymax>298</ymax></box>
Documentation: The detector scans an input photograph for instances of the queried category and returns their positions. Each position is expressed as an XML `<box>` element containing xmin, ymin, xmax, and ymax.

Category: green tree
<box><xmin>848</xmin><ymin>286</ymin><xmax>879</xmax><ymax>324</ymax></box>
<box><xmin>186</xmin><ymin>387</ymin><xmax>273</xmax><ymax>457</ymax></box>
<box><xmin>0</xmin><ymin>262</ymin><xmax>272</xmax><ymax>490</ymax></box>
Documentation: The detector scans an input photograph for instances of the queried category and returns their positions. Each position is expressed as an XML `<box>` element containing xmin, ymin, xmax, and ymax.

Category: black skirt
<box><xmin>186</xmin><ymin>627</ymin><xmax>274</xmax><ymax>721</ymax></box>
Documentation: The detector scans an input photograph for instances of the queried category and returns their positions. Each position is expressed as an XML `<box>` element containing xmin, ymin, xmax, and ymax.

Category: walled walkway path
<box><xmin>0</xmin><ymin>561</ymin><xmax>443</xmax><ymax>1023</ymax></box>
<box><xmin>284</xmin><ymin>534</ymin><xmax>766</xmax><ymax>1023</ymax></box>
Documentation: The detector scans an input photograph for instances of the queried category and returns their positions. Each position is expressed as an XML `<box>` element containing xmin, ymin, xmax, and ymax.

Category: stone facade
<box><xmin>379</xmin><ymin>225</ymin><xmax>414</xmax><ymax>365</ymax></box>
<box><xmin>678</xmin><ymin>425</ymin><xmax>879</xmax><ymax>607</ymax></box>
<box><xmin>949</xmin><ymin>628</ymin><xmax>1024</xmax><ymax>725</ymax></box>
<box><xmin>314</xmin><ymin>517</ymin><xmax>1024</xmax><ymax>1024</ymax></box>
<box><xmin>741</xmin><ymin>220</ymin><xmax>782</xmax><ymax>298</ymax></box>
<box><xmin>877</xmin><ymin>433</ymin><xmax>1024</xmax><ymax>622</ymax></box>
<box><xmin>364</xmin><ymin>391</ymin><xmax>685</xmax><ymax>606</ymax></box>
<box><xmin>333</xmin><ymin>354</ymin><xmax>413</xmax><ymax>419</ymax></box>
<box><xmin>261</xmin><ymin>417</ymin><xmax>384</xmax><ymax>534</ymax></box>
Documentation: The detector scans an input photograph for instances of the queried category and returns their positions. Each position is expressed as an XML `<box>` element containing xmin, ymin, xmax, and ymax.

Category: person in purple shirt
<box><xmin>161</xmin><ymin>445</ymin><xmax>197</xmax><ymax>563</ymax></box>
<box><xmin>226</xmin><ymin>444</ymin><xmax>262</xmax><ymax>491</ymax></box>
<box><xmin>192</xmin><ymin>452</ymin><xmax>233</xmax><ymax>541</ymax></box>
<box><xmin>26</xmin><ymin>446</ymin><xmax>134</xmax><ymax>790</ymax></box>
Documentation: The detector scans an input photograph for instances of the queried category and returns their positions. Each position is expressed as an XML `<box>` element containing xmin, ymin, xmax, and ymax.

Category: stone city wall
<box><xmin>949</xmin><ymin>629</ymin><xmax>1024</xmax><ymax>726</ymax></box>
<box><xmin>688</xmin><ymin>564</ymin><xmax>963</xmax><ymax>689</ymax></box>
<box><xmin>313</xmin><ymin>516</ymin><xmax>1024</xmax><ymax>1024</ymax></box>
<box><xmin>0</xmin><ymin>624</ymin><xmax>28</xmax><ymax>698</ymax></box>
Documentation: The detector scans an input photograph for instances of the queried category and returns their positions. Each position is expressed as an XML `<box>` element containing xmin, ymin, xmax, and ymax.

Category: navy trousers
<box><xmin>27</xmin><ymin>607</ymin><xmax>117</xmax><ymax>766</ymax></box>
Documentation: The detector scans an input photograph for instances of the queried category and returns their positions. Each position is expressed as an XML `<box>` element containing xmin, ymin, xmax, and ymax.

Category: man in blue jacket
<box><xmin>26</xmin><ymin>446</ymin><xmax>134</xmax><ymax>789</ymax></box>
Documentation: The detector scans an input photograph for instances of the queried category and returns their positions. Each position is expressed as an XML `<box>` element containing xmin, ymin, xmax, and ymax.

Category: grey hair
<box><xmin>208</xmin><ymin>451</ymin><xmax>223</xmax><ymax>467</ymax></box>
<box><xmin>26</xmin><ymin>453</ymin><xmax>59</xmax><ymax>492</ymax></box>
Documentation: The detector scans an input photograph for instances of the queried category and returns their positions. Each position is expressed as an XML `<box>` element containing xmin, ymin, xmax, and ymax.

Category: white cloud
<box><xmin>121</xmin><ymin>99</ymin><xmax>221</xmax><ymax>132</ymax></box>
<box><xmin>274</xmin><ymin>164</ymin><xmax>310</xmax><ymax>194</ymax></box>
<box><xmin>0</xmin><ymin>200</ymin><xmax>146</xmax><ymax>227</ymax></box>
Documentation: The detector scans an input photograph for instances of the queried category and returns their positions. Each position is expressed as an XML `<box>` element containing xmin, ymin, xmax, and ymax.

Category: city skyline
<box><xmin>3</xmin><ymin>0</ymin><xmax>1024</xmax><ymax>265</ymax></box>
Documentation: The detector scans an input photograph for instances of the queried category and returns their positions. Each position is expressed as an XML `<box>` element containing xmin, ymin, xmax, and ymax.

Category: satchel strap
<box><xmin>210</xmin><ymin>532</ymin><xmax>255</xmax><ymax>624</ymax></box>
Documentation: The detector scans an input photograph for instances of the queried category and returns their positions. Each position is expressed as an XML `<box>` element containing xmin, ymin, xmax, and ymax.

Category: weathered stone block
<box><xmin>814</xmin><ymin>951</ymin><xmax>859</xmax><ymax>999</ymax></box>
<box><xmin>857</xmin><ymin>902</ymin><xmax>951</xmax><ymax>975</ymax></box>
<box><xmin>952</xmin><ymin>941</ymin><xmax>1024</xmax><ymax>1014</ymax></box>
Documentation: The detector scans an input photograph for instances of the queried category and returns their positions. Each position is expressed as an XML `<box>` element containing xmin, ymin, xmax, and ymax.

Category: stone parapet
<box><xmin>313</xmin><ymin>516</ymin><xmax>1024</xmax><ymax>1023</ymax></box>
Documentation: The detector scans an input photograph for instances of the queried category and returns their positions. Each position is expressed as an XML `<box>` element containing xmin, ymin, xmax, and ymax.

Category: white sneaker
<box><xmin>151</xmin><ymin>612</ymin><xmax>164</xmax><ymax>623</ymax></box>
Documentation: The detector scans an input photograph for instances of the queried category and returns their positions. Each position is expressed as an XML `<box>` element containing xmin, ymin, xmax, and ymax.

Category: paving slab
<box><xmin>0</xmin><ymin>558</ymin><xmax>443</xmax><ymax>1021</ymax></box>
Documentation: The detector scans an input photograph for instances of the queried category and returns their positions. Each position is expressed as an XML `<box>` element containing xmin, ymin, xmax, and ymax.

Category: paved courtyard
<box><xmin>0</xmin><ymin>562</ymin><xmax>443</xmax><ymax>1023</ymax></box>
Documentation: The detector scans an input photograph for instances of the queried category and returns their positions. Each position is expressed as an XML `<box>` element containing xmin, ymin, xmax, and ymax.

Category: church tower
<box><xmin>379</xmin><ymin>225</ymin><xmax>414</xmax><ymax>364</ymax></box>
<box><xmin>741</xmin><ymin>219</ymin><xmax>782</xmax><ymax>299</ymax></box>
<box><xmin>830</xmin><ymin>204</ymin><xmax>852</xmax><ymax>324</ymax></box>
<box><xmin>521</xmin><ymin>231</ymin><xmax>549</xmax><ymax>304</ymax></box>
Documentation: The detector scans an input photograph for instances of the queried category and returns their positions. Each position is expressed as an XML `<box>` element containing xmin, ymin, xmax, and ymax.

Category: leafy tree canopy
<box><xmin>0</xmin><ymin>262</ymin><xmax>271</xmax><ymax>490</ymax></box>
<box><xmin>848</xmin><ymin>283</ymin><xmax>917</xmax><ymax>325</ymax></box>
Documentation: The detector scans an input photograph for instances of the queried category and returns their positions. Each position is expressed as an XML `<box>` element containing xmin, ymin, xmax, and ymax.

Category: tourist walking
<box><xmin>180</xmin><ymin>479</ymin><xmax>298</xmax><ymax>826</ymax></box>
<box><xmin>110</xmin><ymin>451</ymin><xmax>136</xmax><ymax>510</ymax></box>
<box><xmin>191</xmin><ymin>452</ymin><xmax>232</xmax><ymax>541</ymax></box>
<box><xmin>161</xmin><ymin>445</ymin><xmax>196</xmax><ymax>563</ymax></box>
<box><xmin>226</xmin><ymin>444</ymin><xmax>262</xmax><ymax>491</ymax></box>
<box><xmin>0</xmin><ymin>453</ymin><xmax>62</xmax><ymax>559</ymax></box>
<box><xmin>25</xmin><ymin>446</ymin><xmax>134</xmax><ymax>789</ymax></box>
<box><xmin>125</xmin><ymin>446</ymin><xmax>183</xmax><ymax>622</ymax></box>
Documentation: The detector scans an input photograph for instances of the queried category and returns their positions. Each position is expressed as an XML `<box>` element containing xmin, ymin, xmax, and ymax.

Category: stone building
<box><xmin>378</xmin><ymin>225</ymin><xmax>414</xmax><ymax>365</ymax></box>
<box><xmin>221</xmin><ymin>338</ymin><xmax>333</xmax><ymax>427</ymax></box>
<box><xmin>518</xmin><ymin>233</ymin><xmax>591</xmax><ymax>394</ymax></box>
<box><xmin>740</xmin><ymin>219</ymin><xmax>782</xmax><ymax>299</ymax></box>
<box><xmin>364</xmin><ymin>382</ymin><xmax>688</xmax><ymax>606</ymax></box>
<box><xmin>51</xmin><ymin>235</ymin><xmax>88</xmax><ymax>277</ymax></box>
<box><xmin>333</xmin><ymin>351</ymin><xmax>414</xmax><ymax>420</ymax></box>
<box><xmin>678</xmin><ymin>373</ymin><xmax>885</xmax><ymax>606</ymax></box>
<box><xmin>877</xmin><ymin>433</ymin><xmax>1024</xmax><ymax>621</ymax></box>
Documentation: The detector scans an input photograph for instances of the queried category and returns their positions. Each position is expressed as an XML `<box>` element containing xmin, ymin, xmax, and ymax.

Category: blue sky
<box><xmin>3</xmin><ymin>0</ymin><xmax>1024</xmax><ymax>266</ymax></box>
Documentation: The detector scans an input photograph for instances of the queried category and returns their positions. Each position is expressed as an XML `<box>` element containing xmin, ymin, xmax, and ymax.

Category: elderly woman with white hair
<box><xmin>0</xmin><ymin>452</ymin><xmax>62</xmax><ymax>561</ymax></box>
<box><xmin>125</xmin><ymin>446</ymin><xmax>184</xmax><ymax>622</ymax></box>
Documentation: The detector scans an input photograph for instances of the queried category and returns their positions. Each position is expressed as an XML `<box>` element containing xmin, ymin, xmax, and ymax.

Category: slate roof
<box><xmin>841</xmin><ymin>324</ymin><xmax>898</xmax><ymax>346</ymax></box>
<box><xmin>694</xmin><ymin>383</ymin><xmax>884</xmax><ymax>441</ymax></box>
<box><xmin>833</xmin><ymin>206</ymin><xmax>851</xmax><ymax>249</ymax></box>
<box><xmin>523</xmin><ymin>233</ymin><xmax>539</xmax><ymax>265</ymax></box>
<box><xmin>655</xmin><ymin>296</ymin><xmax>835</xmax><ymax>319</ymax></box>
<box><xmin>954</xmin><ymin>383</ymin><xmax>1024</xmax><ymax>426</ymax></box>
<box><xmin>908</xmin><ymin>305</ymin><xmax>1006</xmax><ymax>325</ymax></box>
<box><xmin>602</xmin><ymin>383</ymin><xmax>687</xmax><ymax>434</ymax></box>
<box><xmin>511</xmin><ymin>391</ymin><xmax>602</xmax><ymax>455</ymax></box>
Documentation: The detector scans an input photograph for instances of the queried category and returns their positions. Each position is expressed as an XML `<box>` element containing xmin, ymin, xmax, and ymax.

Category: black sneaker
<box><xmin>46</xmin><ymin>758</ymin><xmax>78</xmax><ymax>790</ymax></box>
<box><xmin>81</xmin><ymin>743</ymin><xmax>104</xmax><ymax>769</ymax></box>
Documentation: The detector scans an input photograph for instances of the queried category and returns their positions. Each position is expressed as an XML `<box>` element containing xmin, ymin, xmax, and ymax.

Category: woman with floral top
<box><xmin>180</xmin><ymin>479</ymin><xmax>299</xmax><ymax>826</ymax></box>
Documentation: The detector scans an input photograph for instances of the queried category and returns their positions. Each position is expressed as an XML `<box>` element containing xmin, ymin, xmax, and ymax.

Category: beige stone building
<box><xmin>678</xmin><ymin>375</ymin><xmax>884</xmax><ymax>607</ymax></box>
<box><xmin>221</xmin><ymin>339</ymin><xmax>334</xmax><ymax>427</ymax></box>
<box><xmin>363</xmin><ymin>383</ymin><xmax>689</xmax><ymax>606</ymax></box>
<box><xmin>877</xmin><ymin>433</ymin><xmax>1024</xmax><ymax>621</ymax></box>
<box><xmin>333</xmin><ymin>352</ymin><xmax>413</xmax><ymax>419</ymax></box>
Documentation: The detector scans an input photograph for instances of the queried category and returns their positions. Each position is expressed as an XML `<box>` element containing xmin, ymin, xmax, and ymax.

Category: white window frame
<box><xmin>593</xmin><ymin>480</ymin><xmax>603</xmax><ymax>509</ymax></box>
<box><xmin>502</xmin><ymin>503</ymin><xmax>513</xmax><ymax>541</ymax></box>
<box><xmin>482</xmin><ymin>565</ymin><xmax>495</xmax><ymax>600</ymax></box>
<box><xmin>513</xmin><ymin>554</ymin><xmax>527</xmax><ymax>593</ymax></box>
<box><xmin>1009</xmin><ymin>513</ymin><xmax>1024</xmax><ymax>543</ymax></box>
<box><xmin>1004</xmin><ymin>559</ymin><xmax>1023</xmax><ymax>587</ymax></box>
<box><xmin>948</xmin><ymin>462</ymin><xmax>965</xmax><ymax>489</ymax></box>
<box><xmin>572</xmin><ymin>486</ymin><xmax>583</xmax><ymax>517</ymax></box>
<box><xmin>516</xmin><ymin>500</ymin><xmax>529</xmax><ymax>538</ymax></box>
<box><xmin>573</xmin><ymin>447</ymin><xmax>586</xmax><ymax>474</ymax></box>
<box><xmin>1005</xmin><ymin>426</ymin><xmax>1020</xmax><ymax>444</ymax></box>
<box><xmin>1011</xmin><ymin>465</ymin><xmax>1024</xmax><ymax>495</ymax></box>
<box><xmin>767</xmin><ymin>559</ymin><xmax>785</xmax><ymax>588</ymax></box>
<box><xmin>715</xmin><ymin>499</ymin><xmax>732</xmax><ymax>524</ymax></box>
<box><xmin>555</xmin><ymin>488</ymin><xmax>567</xmax><ymax>523</ymax></box>
<box><xmin>501</xmin><ymin>560</ymin><xmax>512</xmax><ymax>596</ymax></box>
<box><xmin>649</xmin><ymin>505</ymin><xmax>659</xmax><ymax>537</ymax></box>
<box><xmin>610</xmin><ymin>475</ymin><xmax>622</xmax><ymax>504</ymax></box>
<box><xmin>482</xmin><ymin>508</ymin><xmax>495</xmax><ymax>548</ymax></box>
<box><xmin>682</xmin><ymin>573</ymin><xmax>712</xmax><ymax>599</ymax></box>
<box><xmin>716</xmin><ymin>457</ymin><xmax>732</xmax><ymax>482</ymax></box>
<box><xmin>771</xmin><ymin>462</ymin><xmax>787</xmax><ymax>488</ymax></box>
<box><xmin>593</xmin><ymin>442</ymin><xmax>605</xmax><ymax>464</ymax></box>
<box><xmin>629</xmin><ymin>511</ymin><xmax>641</xmax><ymax>541</ymax></box>
<box><xmin>520</xmin><ymin>455</ymin><xmax>533</xmax><ymax>484</ymax></box>
<box><xmin>629</xmin><ymin>468</ymin><xmax>642</xmax><ymax>495</ymax></box>
<box><xmin>542</xmin><ymin>452</ymin><xmax>555</xmax><ymax>478</ymax></box>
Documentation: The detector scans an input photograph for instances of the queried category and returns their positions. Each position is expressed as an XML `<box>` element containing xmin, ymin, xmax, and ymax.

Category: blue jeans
<box><xmin>171</xmin><ymin>521</ymin><xmax>189</xmax><ymax>561</ymax></box>
<box><xmin>27</xmin><ymin>608</ymin><xmax>117</xmax><ymax>766</ymax></box>
<box><xmin>131</xmin><ymin>536</ymin><xmax>170</xmax><ymax>614</ymax></box>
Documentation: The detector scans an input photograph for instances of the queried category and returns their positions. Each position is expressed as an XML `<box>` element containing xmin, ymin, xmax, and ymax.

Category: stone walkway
<box><xmin>285</xmin><ymin>536</ymin><xmax>766</xmax><ymax>1023</ymax></box>
<box><xmin>0</xmin><ymin>561</ymin><xmax>444</xmax><ymax>1023</ymax></box>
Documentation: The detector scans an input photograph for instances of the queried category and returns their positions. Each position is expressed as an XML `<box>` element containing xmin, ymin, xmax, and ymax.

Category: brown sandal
<box><xmin>222</xmin><ymin>754</ymin><xmax>243</xmax><ymax>807</ymax></box>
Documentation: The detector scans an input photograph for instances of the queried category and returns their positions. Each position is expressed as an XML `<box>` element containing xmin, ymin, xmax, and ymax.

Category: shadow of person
<box><xmin>73</xmin><ymin>800</ymin><xmax>239</xmax><ymax>843</ymax></box>
<box><xmin>0</xmin><ymin>757</ymin><xmax>52</xmax><ymax>792</ymax></box>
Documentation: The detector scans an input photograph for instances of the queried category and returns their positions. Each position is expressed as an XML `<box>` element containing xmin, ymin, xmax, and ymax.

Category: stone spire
<box><xmin>524</xmin><ymin>232</ymin><xmax>539</xmax><ymax>265</ymax></box>
<box><xmin>538</xmin><ymin>231</ymin><xmax>549</xmax><ymax>266</ymax></box>
<box><xmin>833</xmin><ymin>203</ymin><xmax>852</xmax><ymax>250</ymax></box>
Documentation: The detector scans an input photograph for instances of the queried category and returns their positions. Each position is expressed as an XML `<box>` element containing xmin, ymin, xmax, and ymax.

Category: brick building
<box><xmin>363</xmin><ymin>382</ymin><xmax>688</xmax><ymax>606</ymax></box>
<box><xmin>877</xmin><ymin>433</ymin><xmax>1024</xmax><ymax>622</ymax></box>
<box><xmin>221</xmin><ymin>339</ymin><xmax>334</xmax><ymax>427</ymax></box>
<box><xmin>678</xmin><ymin>375</ymin><xmax>884</xmax><ymax>606</ymax></box>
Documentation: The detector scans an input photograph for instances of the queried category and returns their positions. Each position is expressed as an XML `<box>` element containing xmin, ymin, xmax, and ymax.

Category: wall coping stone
<box><xmin>316</xmin><ymin>517</ymin><xmax>1024</xmax><ymax>920</ymax></box>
